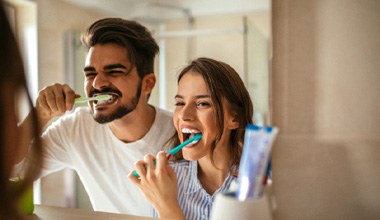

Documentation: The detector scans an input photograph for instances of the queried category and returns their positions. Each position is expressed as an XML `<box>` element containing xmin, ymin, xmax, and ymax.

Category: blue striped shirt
<box><xmin>152</xmin><ymin>160</ymin><xmax>237</xmax><ymax>220</ymax></box>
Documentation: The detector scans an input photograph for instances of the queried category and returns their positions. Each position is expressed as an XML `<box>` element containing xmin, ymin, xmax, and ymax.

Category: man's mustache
<box><xmin>89</xmin><ymin>87</ymin><xmax>122</xmax><ymax>97</ymax></box>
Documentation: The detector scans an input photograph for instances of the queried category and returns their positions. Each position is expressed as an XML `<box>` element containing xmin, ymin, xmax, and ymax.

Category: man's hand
<box><xmin>35</xmin><ymin>83</ymin><xmax>79</xmax><ymax>129</ymax></box>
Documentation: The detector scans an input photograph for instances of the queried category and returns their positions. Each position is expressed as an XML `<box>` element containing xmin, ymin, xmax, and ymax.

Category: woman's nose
<box><xmin>178</xmin><ymin>104</ymin><xmax>195</xmax><ymax>121</ymax></box>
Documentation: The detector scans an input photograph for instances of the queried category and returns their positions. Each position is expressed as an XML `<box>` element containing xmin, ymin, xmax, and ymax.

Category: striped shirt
<box><xmin>153</xmin><ymin>160</ymin><xmax>237</xmax><ymax>220</ymax></box>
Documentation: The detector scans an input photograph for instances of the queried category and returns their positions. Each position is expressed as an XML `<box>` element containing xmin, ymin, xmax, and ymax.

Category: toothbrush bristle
<box><xmin>97</xmin><ymin>95</ymin><xmax>112</xmax><ymax>101</ymax></box>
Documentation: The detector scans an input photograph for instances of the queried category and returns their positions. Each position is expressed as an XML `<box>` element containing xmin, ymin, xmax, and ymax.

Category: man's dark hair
<box><xmin>81</xmin><ymin>18</ymin><xmax>159</xmax><ymax>79</ymax></box>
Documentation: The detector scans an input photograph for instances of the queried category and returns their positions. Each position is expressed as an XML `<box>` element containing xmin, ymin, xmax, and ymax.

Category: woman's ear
<box><xmin>227</xmin><ymin>112</ymin><xmax>240</xmax><ymax>130</ymax></box>
<box><xmin>142</xmin><ymin>73</ymin><xmax>156</xmax><ymax>94</ymax></box>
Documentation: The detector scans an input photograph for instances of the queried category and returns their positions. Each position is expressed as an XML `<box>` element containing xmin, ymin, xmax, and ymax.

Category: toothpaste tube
<box><xmin>236</xmin><ymin>125</ymin><xmax>278</xmax><ymax>201</ymax></box>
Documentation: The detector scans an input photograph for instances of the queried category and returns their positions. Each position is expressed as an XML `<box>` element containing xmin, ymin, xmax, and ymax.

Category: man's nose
<box><xmin>92</xmin><ymin>73</ymin><xmax>110</xmax><ymax>90</ymax></box>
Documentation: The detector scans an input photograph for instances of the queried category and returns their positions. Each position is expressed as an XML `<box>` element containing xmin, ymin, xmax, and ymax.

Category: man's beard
<box><xmin>93</xmin><ymin>83</ymin><xmax>142</xmax><ymax>124</ymax></box>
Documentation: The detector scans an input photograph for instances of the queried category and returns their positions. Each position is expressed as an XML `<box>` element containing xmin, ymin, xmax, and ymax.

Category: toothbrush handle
<box><xmin>132</xmin><ymin>153</ymin><xmax>172</xmax><ymax>177</ymax></box>
<box><xmin>132</xmin><ymin>134</ymin><xmax>202</xmax><ymax>177</ymax></box>
<box><xmin>74</xmin><ymin>97</ymin><xmax>88</xmax><ymax>104</ymax></box>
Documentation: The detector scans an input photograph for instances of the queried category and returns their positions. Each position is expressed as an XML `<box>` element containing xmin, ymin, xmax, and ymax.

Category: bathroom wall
<box><xmin>271</xmin><ymin>0</ymin><xmax>380</xmax><ymax>219</ymax></box>
<box><xmin>36</xmin><ymin>0</ymin><xmax>107</xmax><ymax>207</ymax></box>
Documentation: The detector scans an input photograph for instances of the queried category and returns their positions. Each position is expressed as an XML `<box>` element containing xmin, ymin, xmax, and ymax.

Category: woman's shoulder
<box><xmin>169</xmin><ymin>159</ymin><xmax>193</xmax><ymax>174</ymax></box>
<box><xmin>169</xmin><ymin>159</ymin><xmax>190</xmax><ymax>167</ymax></box>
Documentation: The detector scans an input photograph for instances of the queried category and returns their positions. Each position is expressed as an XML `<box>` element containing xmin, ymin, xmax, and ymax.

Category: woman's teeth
<box><xmin>181</xmin><ymin>128</ymin><xmax>201</xmax><ymax>141</ymax></box>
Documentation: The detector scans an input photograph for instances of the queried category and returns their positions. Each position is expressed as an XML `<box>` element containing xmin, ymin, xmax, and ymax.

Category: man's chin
<box><xmin>93</xmin><ymin>114</ymin><xmax>115</xmax><ymax>124</ymax></box>
<box><xmin>91</xmin><ymin>106</ymin><xmax>134</xmax><ymax>124</ymax></box>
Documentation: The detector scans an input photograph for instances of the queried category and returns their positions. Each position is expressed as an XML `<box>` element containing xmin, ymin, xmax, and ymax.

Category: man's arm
<box><xmin>15</xmin><ymin>83</ymin><xmax>79</xmax><ymax>164</ymax></box>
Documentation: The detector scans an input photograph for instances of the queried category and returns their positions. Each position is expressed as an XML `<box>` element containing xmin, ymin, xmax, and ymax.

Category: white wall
<box><xmin>271</xmin><ymin>0</ymin><xmax>380</xmax><ymax>219</ymax></box>
<box><xmin>153</xmin><ymin>11</ymin><xmax>270</xmax><ymax>110</ymax></box>
<box><xmin>36</xmin><ymin>0</ymin><xmax>107</xmax><ymax>208</ymax></box>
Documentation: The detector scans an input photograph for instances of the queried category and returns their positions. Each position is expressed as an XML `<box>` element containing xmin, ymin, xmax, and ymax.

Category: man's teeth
<box><xmin>97</xmin><ymin>98</ymin><xmax>113</xmax><ymax>104</ymax></box>
<box><xmin>94</xmin><ymin>94</ymin><xmax>116</xmax><ymax>104</ymax></box>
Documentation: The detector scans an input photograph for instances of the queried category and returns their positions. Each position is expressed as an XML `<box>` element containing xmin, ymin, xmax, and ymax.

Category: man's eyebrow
<box><xmin>103</xmin><ymin>64</ymin><xmax>127</xmax><ymax>70</ymax></box>
<box><xmin>83</xmin><ymin>66</ymin><xmax>95</xmax><ymax>72</ymax></box>
<box><xmin>83</xmin><ymin>64</ymin><xmax>127</xmax><ymax>72</ymax></box>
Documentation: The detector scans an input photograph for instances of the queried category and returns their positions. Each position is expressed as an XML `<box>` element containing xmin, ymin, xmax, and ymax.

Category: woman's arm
<box><xmin>128</xmin><ymin>151</ymin><xmax>185</xmax><ymax>220</ymax></box>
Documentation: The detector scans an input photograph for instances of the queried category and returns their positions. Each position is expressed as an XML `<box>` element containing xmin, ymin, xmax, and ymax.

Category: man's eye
<box><xmin>174</xmin><ymin>102</ymin><xmax>185</xmax><ymax>106</ymax></box>
<box><xmin>85</xmin><ymin>73</ymin><xmax>96</xmax><ymax>79</ymax></box>
<box><xmin>106</xmin><ymin>70</ymin><xmax>125</xmax><ymax>75</ymax></box>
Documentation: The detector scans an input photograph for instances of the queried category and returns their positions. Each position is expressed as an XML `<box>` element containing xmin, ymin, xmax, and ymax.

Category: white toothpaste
<box><xmin>236</xmin><ymin>125</ymin><xmax>278</xmax><ymax>201</ymax></box>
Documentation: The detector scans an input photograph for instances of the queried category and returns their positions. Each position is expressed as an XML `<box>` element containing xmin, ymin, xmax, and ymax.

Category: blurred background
<box><xmin>5</xmin><ymin>0</ymin><xmax>380</xmax><ymax>219</ymax></box>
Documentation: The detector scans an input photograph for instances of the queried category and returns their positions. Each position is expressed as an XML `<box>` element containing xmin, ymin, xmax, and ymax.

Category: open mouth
<box><xmin>93</xmin><ymin>93</ymin><xmax>118</xmax><ymax>105</ymax></box>
<box><xmin>181</xmin><ymin>128</ymin><xmax>202</xmax><ymax>145</ymax></box>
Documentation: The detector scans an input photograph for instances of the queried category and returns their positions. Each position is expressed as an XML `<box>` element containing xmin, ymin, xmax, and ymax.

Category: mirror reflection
<box><xmin>7</xmin><ymin>0</ymin><xmax>271</xmax><ymax>214</ymax></box>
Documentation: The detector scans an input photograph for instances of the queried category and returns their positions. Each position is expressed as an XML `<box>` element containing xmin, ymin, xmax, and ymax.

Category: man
<box><xmin>19</xmin><ymin>18</ymin><xmax>176</xmax><ymax>216</ymax></box>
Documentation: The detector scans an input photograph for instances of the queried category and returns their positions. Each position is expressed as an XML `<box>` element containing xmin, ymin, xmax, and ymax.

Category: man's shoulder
<box><xmin>155</xmin><ymin>107</ymin><xmax>173</xmax><ymax>118</ymax></box>
<box><xmin>74</xmin><ymin>106</ymin><xmax>92</xmax><ymax>114</ymax></box>
<box><xmin>46</xmin><ymin>106</ymin><xmax>93</xmax><ymax>129</ymax></box>
<box><xmin>63</xmin><ymin>106</ymin><xmax>92</xmax><ymax>122</ymax></box>
<box><xmin>154</xmin><ymin>107</ymin><xmax>174</xmax><ymax>127</ymax></box>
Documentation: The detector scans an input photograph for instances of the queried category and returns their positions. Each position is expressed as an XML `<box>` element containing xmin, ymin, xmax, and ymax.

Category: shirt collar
<box><xmin>185</xmin><ymin>160</ymin><xmax>202</xmax><ymax>194</ymax></box>
<box><xmin>184</xmin><ymin>160</ymin><xmax>237</xmax><ymax>195</ymax></box>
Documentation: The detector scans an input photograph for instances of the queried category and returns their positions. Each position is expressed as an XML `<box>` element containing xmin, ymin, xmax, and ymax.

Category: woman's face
<box><xmin>173</xmin><ymin>71</ymin><xmax>237</xmax><ymax>161</ymax></box>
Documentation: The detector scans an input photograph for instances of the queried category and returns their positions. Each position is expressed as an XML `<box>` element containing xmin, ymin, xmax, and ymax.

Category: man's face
<box><xmin>83</xmin><ymin>43</ymin><xmax>142</xmax><ymax>123</ymax></box>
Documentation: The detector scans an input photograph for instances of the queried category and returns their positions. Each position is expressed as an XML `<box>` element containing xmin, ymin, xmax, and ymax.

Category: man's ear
<box><xmin>142</xmin><ymin>73</ymin><xmax>156</xmax><ymax>94</ymax></box>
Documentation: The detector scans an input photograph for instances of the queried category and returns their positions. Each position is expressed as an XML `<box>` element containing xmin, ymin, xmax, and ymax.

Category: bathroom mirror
<box><xmin>64</xmin><ymin>0</ymin><xmax>272</xmax><ymax>124</ymax></box>
<box><xmin>32</xmin><ymin>0</ymin><xmax>271</xmax><ymax>210</ymax></box>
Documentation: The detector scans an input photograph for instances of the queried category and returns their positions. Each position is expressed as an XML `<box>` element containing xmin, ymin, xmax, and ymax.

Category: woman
<box><xmin>129</xmin><ymin>57</ymin><xmax>253</xmax><ymax>219</ymax></box>
<box><xmin>0</xmin><ymin>1</ymin><xmax>42</xmax><ymax>219</ymax></box>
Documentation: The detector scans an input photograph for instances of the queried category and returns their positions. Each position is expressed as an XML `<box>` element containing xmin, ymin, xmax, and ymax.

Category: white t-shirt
<box><xmin>40</xmin><ymin>106</ymin><xmax>176</xmax><ymax>216</ymax></box>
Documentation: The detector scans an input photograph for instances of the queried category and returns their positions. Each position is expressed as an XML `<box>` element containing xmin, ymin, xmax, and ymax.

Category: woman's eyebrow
<box><xmin>174</xmin><ymin>94</ymin><xmax>210</xmax><ymax>99</ymax></box>
<box><xmin>195</xmin><ymin>95</ymin><xmax>210</xmax><ymax>99</ymax></box>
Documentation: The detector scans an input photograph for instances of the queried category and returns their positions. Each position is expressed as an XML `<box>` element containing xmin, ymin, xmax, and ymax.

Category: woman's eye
<box><xmin>197</xmin><ymin>102</ymin><xmax>210</xmax><ymax>107</ymax></box>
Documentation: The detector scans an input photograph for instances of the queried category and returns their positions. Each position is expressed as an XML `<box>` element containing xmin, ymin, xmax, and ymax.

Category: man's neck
<box><xmin>108</xmin><ymin>104</ymin><xmax>156</xmax><ymax>143</ymax></box>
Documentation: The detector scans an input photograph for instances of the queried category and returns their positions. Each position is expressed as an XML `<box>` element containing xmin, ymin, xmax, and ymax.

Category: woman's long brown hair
<box><xmin>171</xmin><ymin>57</ymin><xmax>254</xmax><ymax>174</ymax></box>
<box><xmin>0</xmin><ymin>1</ymin><xmax>42</xmax><ymax>219</ymax></box>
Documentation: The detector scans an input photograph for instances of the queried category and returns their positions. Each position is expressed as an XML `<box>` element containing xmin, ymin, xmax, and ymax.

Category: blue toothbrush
<box><xmin>132</xmin><ymin>134</ymin><xmax>202</xmax><ymax>177</ymax></box>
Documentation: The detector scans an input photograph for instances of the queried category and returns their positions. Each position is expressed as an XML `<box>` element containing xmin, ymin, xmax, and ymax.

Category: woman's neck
<box><xmin>197</xmin><ymin>150</ymin><xmax>231</xmax><ymax>195</ymax></box>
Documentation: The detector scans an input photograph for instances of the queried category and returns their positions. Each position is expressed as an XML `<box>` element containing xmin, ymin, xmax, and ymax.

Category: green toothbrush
<box><xmin>74</xmin><ymin>94</ymin><xmax>112</xmax><ymax>104</ymax></box>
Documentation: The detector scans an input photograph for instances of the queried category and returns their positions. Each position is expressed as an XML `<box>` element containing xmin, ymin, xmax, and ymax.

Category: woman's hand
<box><xmin>128</xmin><ymin>151</ymin><xmax>185</xmax><ymax>219</ymax></box>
